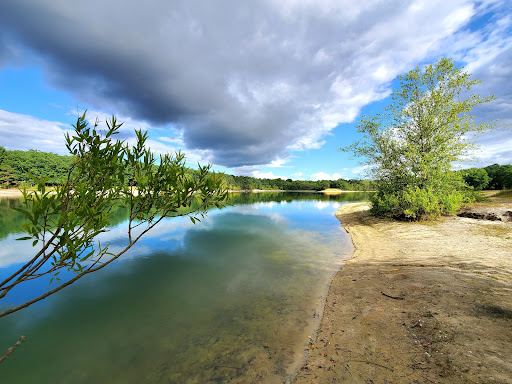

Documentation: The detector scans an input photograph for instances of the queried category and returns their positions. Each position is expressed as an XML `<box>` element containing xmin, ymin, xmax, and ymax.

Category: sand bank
<box><xmin>294</xmin><ymin>202</ymin><xmax>512</xmax><ymax>383</ymax></box>
<box><xmin>0</xmin><ymin>189</ymin><xmax>24</xmax><ymax>198</ymax></box>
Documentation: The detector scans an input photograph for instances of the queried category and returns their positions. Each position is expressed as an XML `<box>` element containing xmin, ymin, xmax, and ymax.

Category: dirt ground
<box><xmin>294</xmin><ymin>199</ymin><xmax>512</xmax><ymax>384</ymax></box>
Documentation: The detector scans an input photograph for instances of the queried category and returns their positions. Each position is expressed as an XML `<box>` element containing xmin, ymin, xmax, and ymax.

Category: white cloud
<box><xmin>251</xmin><ymin>171</ymin><xmax>287</xmax><ymax>179</ymax></box>
<box><xmin>466</xmin><ymin>127</ymin><xmax>512</xmax><ymax>165</ymax></box>
<box><xmin>310</xmin><ymin>172</ymin><xmax>330</xmax><ymax>181</ymax></box>
<box><xmin>267</xmin><ymin>157</ymin><xmax>292</xmax><ymax>168</ymax></box>
<box><xmin>351</xmin><ymin>165</ymin><xmax>371</xmax><ymax>178</ymax></box>
<box><xmin>0</xmin><ymin>108</ymin><xmax>216</xmax><ymax>167</ymax></box>
<box><xmin>0</xmin><ymin>109</ymin><xmax>72</xmax><ymax>154</ymax></box>
<box><xmin>310</xmin><ymin>171</ymin><xmax>347</xmax><ymax>181</ymax></box>
<box><xmin>158</xmin><ymin>136</ymin><xmax>185</xmax><ymax>146</ymax></box>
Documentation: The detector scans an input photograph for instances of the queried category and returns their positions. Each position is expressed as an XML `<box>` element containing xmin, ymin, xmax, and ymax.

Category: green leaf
<box><xmin>12</xmin><ymin>207</ymin><xmax>34</xmax><ymax>221</ymax></box>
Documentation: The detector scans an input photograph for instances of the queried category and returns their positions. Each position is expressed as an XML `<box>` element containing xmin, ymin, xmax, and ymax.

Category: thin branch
<box><xmin>0</xmin><ymin>336</ymin><xmax>26</xmax><ymax>365</ymax></box>
<box><xmin>0</xmin><ymin>231</ymin><xmax>60</xmax><ymax>290</ymax></box>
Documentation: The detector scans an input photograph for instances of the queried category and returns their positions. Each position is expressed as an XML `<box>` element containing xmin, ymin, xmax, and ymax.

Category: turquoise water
<box><xmin>0</xmin><ymin>192</ymin><xmax>368</xmax><ymax>383</ymax></box>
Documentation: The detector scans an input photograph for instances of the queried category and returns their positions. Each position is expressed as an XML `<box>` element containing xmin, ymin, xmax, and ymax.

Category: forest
<box><xmin>461</xmin><ymin>165</ymin><xmax>512</xmax><ymax>190</ymax></box>
<box><xmin>222</xmin><ymin>174</ymin><xmax>372</xmax><ymax>191</ymax></box>
<box><xmin>0</xmin><ymin>146</ymin><xmax>370</xmax><ymax>191</ymax></box>
<box><xmin>0</xmin><ymin>147</ymin><xmax>74</xmax><ymax>187</ymax></box>
<box><xmin>0</xmin><ymin>146</ymin><xmax>510</xmax><ymax>191</ymax></box>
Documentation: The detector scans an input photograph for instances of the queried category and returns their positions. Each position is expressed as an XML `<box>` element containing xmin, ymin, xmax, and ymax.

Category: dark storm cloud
<box><xmin>0</xmin><ymin>0</ymin><xmax>509</xmax><ymax>168</ymax></box>
<box><xmin>472</xmin><ymin>46</ymin><xmax>512</xmax><ymax>127</ymax></box>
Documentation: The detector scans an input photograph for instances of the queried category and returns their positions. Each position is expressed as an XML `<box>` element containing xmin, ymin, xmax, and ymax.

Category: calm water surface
<box><xmin>0</xmin><ymin>192</ymin><xmax>369</xmax><ymax>383</ymax></box>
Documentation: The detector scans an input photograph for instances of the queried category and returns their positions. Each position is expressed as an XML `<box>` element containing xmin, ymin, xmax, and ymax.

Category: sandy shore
<box><xmin>294</xmin><ymin>202</ymin><xmax>512</xmax><ymax>383</ymax></box>
<box><xmin>0</xmin><ymin>189</ymin><xmax>24</xmax><ymax>197</ymax></box>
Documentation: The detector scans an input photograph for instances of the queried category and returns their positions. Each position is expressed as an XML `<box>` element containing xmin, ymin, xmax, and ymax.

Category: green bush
<box><xmin>371</xmin><ymin>180</ymin><xmax>471</xmax><ymax>220</ymax></box>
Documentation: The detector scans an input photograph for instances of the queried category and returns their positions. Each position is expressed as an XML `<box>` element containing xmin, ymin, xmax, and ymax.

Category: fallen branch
<box><xmin>381</xmin><ymin>291</ymin><xmax>404</xmax><ymax>300</ymax></box>
<box><xmin>0</xmin><ymin>336</ymin><xmax>26</xmax><ymax>364</ymax></box>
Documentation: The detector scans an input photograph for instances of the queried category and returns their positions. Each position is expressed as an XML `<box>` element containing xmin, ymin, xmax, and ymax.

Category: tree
<box><xmin>0</xmin><ymin>112</ymin><xmax>227</xmax><ymax>319</ymax></box>
<box><xmin>0</xmin><ymin>146</ymin><xmax>17</xmax><ymax>189</ymax></box>
<box><xmin>0</xmin><ymin>148</ymin><xmax>74</xmax><ymax>187</ymax></box>
<box><xmin>461</xmin><ymin>167</ymin><xmax>490</xmax><ymax>190</ymax></box>
<box><xmin>0</xmin><ymin>164</ymin><xmax>17</xmax><ymax>188</ymax></box>
<box><xmin>343</xmin><ymin>58</ymin><xmax>495</xmax><ymax>219</ymax></box>
<box><xmin>502</xmin><ymin>165</ymin><xmax>512</xmax><ymax>189</ymax></box>
<box><xmin>485</xmin><ymin>163</ymin><xmax>512</xmax><ymax>190</ymax></box>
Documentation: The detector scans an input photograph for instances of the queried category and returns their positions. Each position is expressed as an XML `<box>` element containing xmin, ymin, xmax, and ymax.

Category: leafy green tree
<box><xmin>461</xmin><ymin>167</ymin><xmax>490</xmax><ymax>190</ymax></box>
<box><xmin>503</xmin><ymin>165</ymin><xmax>512</xmax><ymax>189</ymax></box>
<box><xmin>0</xmin><ymin>164</ymin><xmax>17</xmax><ymax>188</ymax></box>
<box><xmin>0</xmin><ymin>146</ymin><xmax>15</xmax><ymax>189</ymax></box>
<box><xmin>0</xmin><ymin>112</ymin><xmax>227</xmax><ymax>319</ymax></box>
<box><xmin>343</xmin><ymin>58</ymin><xmax>495</xmax><ymax>220</ymax></box>
<box><xmin>485</xmin><ymin>164</ymin><xmax>502</xmax><ymax>189</ymax></box>
<box><xmin>315</xmin><ymin>180</ymin><xmax>329</xmax><ymax>190</ymax></box>
<box><xmin>485</xmin><ymin>163</ymin><xmax>512</xmax><ymax>190</ymax></box>
<box><xmin>0</xmin><ymin>147</ymin><xmax>74</xmax><ymax>187</ymax></box>
<box><xmin>0</xmin><ymin>146</ymin><xmax>5</xmax><ymax>165</ymax></box>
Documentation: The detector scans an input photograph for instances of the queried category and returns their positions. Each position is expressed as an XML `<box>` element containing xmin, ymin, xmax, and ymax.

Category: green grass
<box><xmin>478</xmin><ymin>190</ymin><xmax>512</xmax><ymax>203</ymax></box>
<box><xmin>490</xmin><ymin>190</ymin><xmax>512</xmax><ymax>202</ymax></box>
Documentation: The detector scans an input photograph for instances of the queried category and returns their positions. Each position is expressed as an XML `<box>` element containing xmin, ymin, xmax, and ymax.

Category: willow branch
<box><xmin>0</xmin><ymin>336</ymin><xmax>26</xmax><ymax>365</ymax></box>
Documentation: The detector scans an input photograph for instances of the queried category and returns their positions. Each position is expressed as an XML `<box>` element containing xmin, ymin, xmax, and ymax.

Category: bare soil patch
<box><xmin>294</xmin><ymin>202</ymin><xmax>512</xmax><ymax>383</ymax></box>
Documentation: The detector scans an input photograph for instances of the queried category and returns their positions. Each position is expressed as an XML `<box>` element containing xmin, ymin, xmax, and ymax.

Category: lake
<box><xmin>0</xmin><ymin>192</ymin><xmax>369</xmax><ymax>383</ymax></box>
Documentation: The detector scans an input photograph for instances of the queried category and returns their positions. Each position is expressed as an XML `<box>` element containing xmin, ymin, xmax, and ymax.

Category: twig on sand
<box><xmin>381</xmin><ymin>291</ymin><xmax>404</xmax><ymax>300</ymax></box>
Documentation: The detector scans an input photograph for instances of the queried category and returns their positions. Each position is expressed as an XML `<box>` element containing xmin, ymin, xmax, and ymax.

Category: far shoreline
<box><xmin>0</xmin><ymin>189</ymin><xmax>25</xmax><ymax>197</ymax></box>
<box><xmin>228</xmin><ymin>189</ymin><xmax>368</xmax><ymax>193</ymax></box>
<box><xmin>0</xmin><ymin>188</ymin><xmax>370</xmax><ymax>198</ymax></box>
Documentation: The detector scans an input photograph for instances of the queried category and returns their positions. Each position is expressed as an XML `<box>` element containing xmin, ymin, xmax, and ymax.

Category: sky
<box><xmin>0</xmin><ymin>0</ymin><xmax>511</xmax><ymax>181</ymax></box>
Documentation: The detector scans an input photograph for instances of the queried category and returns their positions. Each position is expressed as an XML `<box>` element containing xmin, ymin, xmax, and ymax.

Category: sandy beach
<box><xmin>294</xmin><ymin>201</ymin><xmax>512</xmax><ymax>383</ymax></box>
<box><xmin>0</xmin><ymin>189</ymin><xmax>25</xmax><ymax>198</ymax></box>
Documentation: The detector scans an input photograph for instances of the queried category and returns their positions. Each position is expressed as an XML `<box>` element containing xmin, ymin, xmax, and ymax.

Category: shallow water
<box><xmin>0</xmin><ymin>192</ymin><xmax>369</xmax><ymax>383</ymax></box>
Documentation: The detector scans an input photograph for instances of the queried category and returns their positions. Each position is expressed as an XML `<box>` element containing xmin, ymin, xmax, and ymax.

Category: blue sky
<box><xmin>0</xmin><ymin>0</ymin><xmax>511</xmax><ymax>181</ymax></box>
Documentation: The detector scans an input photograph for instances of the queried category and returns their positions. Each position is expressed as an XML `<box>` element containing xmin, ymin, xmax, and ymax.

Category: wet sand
<box><xmin>294</xmin><ymin>202</ymin><xmax>512</xmax><ymax>383</ymax></box>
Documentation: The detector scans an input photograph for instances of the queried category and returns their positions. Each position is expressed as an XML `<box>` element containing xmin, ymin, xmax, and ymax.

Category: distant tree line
<box><xmin>0</xmin><ymin>147</ymin><xmax>74</xmax><ymax>187</ymax></box>
<box><xmin>459</xmin><ymin>164</ymin><xmax>512</xmax><ymax>190</ymax></box>
<box><xmin>223</xmin><ymin>174</ymin><xmax>372</xmax><ymax>191</ymax></box>
<box><xmin>1</xmin><ymin>146</ymin><xmax>510</xmax><ymax>192</ymax></box>
<box><xmin>0</xmin><ymin>146</ymin><xmax>200</xmax><ymax>189</ymax></box>
<box><xmin>0</xmin><ymin>146</ymin><xmax>372</xmax><ymax>191</ymax></box>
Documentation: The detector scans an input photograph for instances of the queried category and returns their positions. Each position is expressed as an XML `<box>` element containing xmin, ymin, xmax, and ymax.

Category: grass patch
<box><xmin>478</xmin><ymin>223</ymin><xmax>512</xmax><ymax>239</ymax></box>
<box><xmin>493</xmin><ymin>189</ymin><xmax>512</xmax><ymax>200</ymax></box>
<box><xmin>480</xmin><ymin>189</ymin><xmax>512</xmax><ymax>202</ymax></box>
